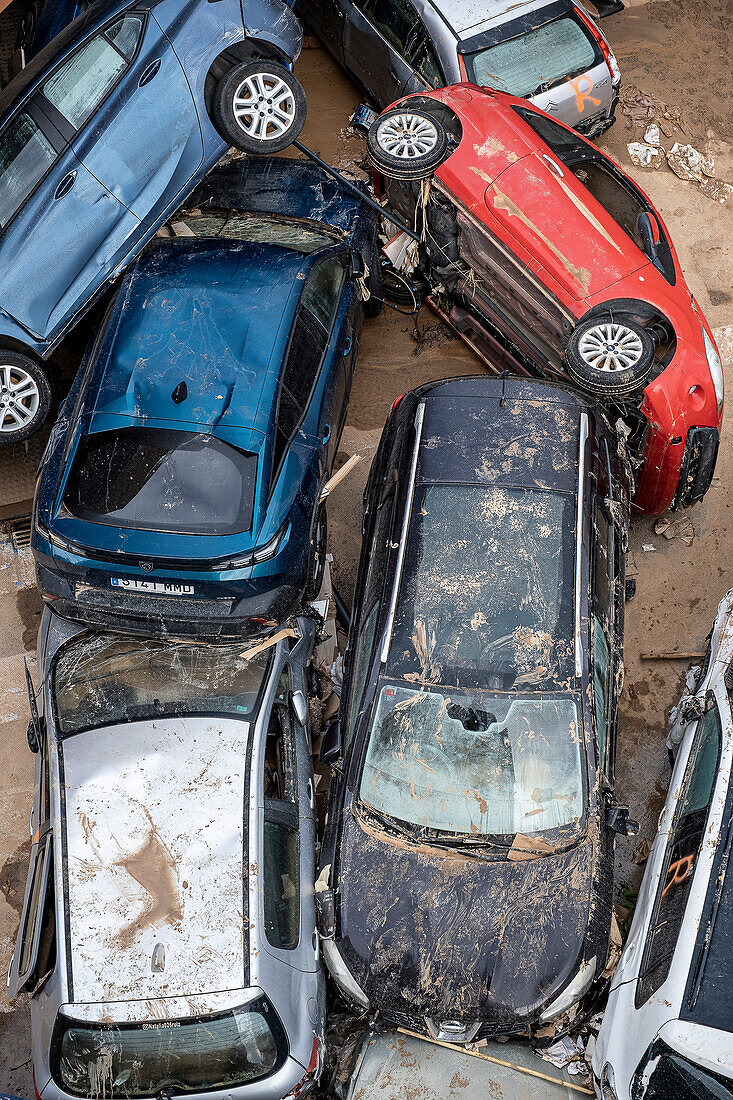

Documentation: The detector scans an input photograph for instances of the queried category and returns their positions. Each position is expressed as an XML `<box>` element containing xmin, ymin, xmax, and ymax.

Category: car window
<box><xmin>345</xmin><ymin>601</ymin><xmax>381</xmax><ymax>750</ymax></box>
<box><xmin>636</xmin><ymin>702</ymin><xmax>721</xmax><ymax>1005</ymax></box>
<box><xmin>170</xmin><ymin>211</ymin><xmax>341</xmax><ymax>254</ymax></box>
<box><xmin>262</xmin><ymin>820</ymin><xmax>299</xmax><ymax>949</ymax></box>
<box><xmin>511</xmin><ymin>103</ymin><xmax>589</xmax><ymax>158</ymax></box>
<box><xmin>464</xmin><ymin>16</ymin><xmax>598</xmax><ymax>98</ymax></box>
<box><xmin>264</xmin><ymin>706</ymin><xmax>298</xmax><ymax>803</ymax></box>
<box><xmin>593</xmin><ymin>505</ymin><xmax>613</xmax><ymax>628</ymax></box>
<box><xmin>300</xmin><ymin>254</ymin><xmax>346</xmax><ymax>332</ymax></box>
<box><xmin>42</xmin><ymin>15</ymin><xmax>143</xmax><ymax>129</ymax></box>
<box><xmin>405</xmin><ymin>21</ymin><xmax>442</xmax><ymax>87</ymax></box>
<box><xmin>358</xmin><ymin>0</ymin><xmax>417</xmax><ymax>57</ymax></box>
<box><xmin>360</xmin><ymin>684</ymin><xmax>584</xmax><ymax>838</ymax></box>
<box><xmin>570</xmin><ymin>160</ymin><xmax>647</xmax><ymax>250</ymax></box>
<box><xmin>16</xmin><ymin>836</ymin><xmax>54</xmax><ymax>989</ymax></box>
<box><xmin>593</xmin><ymin>616</ymin><xmax>611</xmax><ymax>770</ymax></box>
<box><xmin>0</xmin><ymin>111</ymin><xmax>57</xmax><ymax>230</ymax></box>
<box><xmin>64</xmin><ymin>428</ymin><xmax>258</xmax><ymax>536</ymax></box>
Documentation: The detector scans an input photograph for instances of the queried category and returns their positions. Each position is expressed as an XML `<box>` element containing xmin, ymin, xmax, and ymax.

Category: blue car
<box><xmin>32</xmin><ymin>156</ymin><xmax>382</xmax><ymax>639</ymax></box>
<box><xmin>0</xmin><ymin>0</ymin><xmax>305</xmax><ymax>443</ymax></box>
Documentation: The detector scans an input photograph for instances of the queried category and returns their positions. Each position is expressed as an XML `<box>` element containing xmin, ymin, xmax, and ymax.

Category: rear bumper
<box><xmin>575</xmin><ymin>86</ymin><xmax>619</xmax><ymax>138</ymax></box>
<box><xmin>633</xmin><ymin>424</ymin><xmax>719</xmax><ymax>514</ymax></box>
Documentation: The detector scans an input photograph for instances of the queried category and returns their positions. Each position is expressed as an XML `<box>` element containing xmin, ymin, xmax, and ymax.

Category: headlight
<box><xmin>539</xmin><ymin>956</ymin><xmax>596</xmax><ymax>1022</ymax></box>
<box><xmin>600</xmin><ymin>1063</ymin><xmax>619</xmax><ymax>1099</ymax></box>
<box><xmin>702</xmin><ymin>325</ymin><xmax>724</xmax><ymax>415</ymax></box>
<box><xmin>321</xmin><ymin>938</ymin><xmax>369</xmax><ymax>1010</ymax></box>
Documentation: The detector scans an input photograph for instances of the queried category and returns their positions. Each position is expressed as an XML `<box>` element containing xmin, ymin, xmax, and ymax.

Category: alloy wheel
<box><xmin>0</xmin><ymin>363</ymin><xmax>40</xmax><ymax>434</ymax></box>
<box><xmin>376</xmin><ymin>112</ymin><xmax>439</xmax><ymax>160</ymax></box>
<box><xmin>232</xmin><ymin>72</ymin><xmax>297</xmax><ymax>142</ymax></box>
<box><xmin>577</xmin><ymin>322</ymin><xmax>645</xmax><ymax>373</ymax></box>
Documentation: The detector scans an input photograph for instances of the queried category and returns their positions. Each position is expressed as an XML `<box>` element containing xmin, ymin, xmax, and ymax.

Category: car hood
<box><xmin>336</xmin><ymin>808</ymin><xmax>596</xmax><ymax>1023</ymax></box>
<box><xmin>482</xmin><ymin>154</ymin><xmax>649</xmax><ymax>302</ymax></box>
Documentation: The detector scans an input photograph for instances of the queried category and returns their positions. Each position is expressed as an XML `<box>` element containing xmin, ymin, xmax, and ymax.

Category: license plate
<box><xmin>111</xmin><ymin>577</ymin><xmax>195</xmax><ymax>596</ymax></box>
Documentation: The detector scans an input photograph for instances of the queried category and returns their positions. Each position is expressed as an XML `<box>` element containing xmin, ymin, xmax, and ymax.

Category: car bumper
<box><xmin>633</xmin><ymin>423</ymin><xmax>719</xmax><ymax>514</ymax></box>
<box><xmin>574</xmin><ymin>86</ymin><xmax>619</xmax><ymax>138</ymax></box>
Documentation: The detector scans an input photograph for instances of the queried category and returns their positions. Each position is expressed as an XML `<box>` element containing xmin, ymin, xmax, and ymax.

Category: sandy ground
<box><xmin>0</xmin><ymin>0</ymin><xmax>731</xmax><ymax>1092</ymax></box>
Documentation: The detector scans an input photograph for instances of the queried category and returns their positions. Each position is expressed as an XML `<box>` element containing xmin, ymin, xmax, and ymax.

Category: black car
<box><xmin>316</xmin><ymin>375</ymin><xmax>635</xmax><ymax>1040</ymax></box>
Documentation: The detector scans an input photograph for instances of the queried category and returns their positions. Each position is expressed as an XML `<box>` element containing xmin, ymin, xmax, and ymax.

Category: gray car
<box><xmin>297</xmin><ymin>0</ymin><xmax>620</xmax><ymax>136</ymax></box>
<box><xmin>7</xmin><ymin>610</ymin><xmax>325</xmax><ymax>1100</ymax></box>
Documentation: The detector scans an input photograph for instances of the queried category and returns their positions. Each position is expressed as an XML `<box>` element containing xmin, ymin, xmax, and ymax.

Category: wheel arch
<box><xmin>204</xmin><ymin>38</ymin><xmax>294</xmax><ymax>123</ymax></box>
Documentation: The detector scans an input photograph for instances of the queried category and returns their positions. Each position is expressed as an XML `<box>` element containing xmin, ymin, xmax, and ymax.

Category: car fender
<box><xmin>243</xmin><ymin>0</ymin><xmax>303</xmax><ymax>63</ymax></box>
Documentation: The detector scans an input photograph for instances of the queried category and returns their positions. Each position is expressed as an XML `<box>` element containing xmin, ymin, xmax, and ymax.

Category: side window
<box><xmin>362</xmin><ymin>0</ymin><xmax>417</xmax><ymax>57</ymax></box>
<box><xmin>263</xmin><ymin>705</ymin><xmax>297</xmax><ymax>803</ymax></box>
<box><xmin>593</xmin><ymin>616</ymin><xmax>611</xmax><ymax>771</ymax></box>
<box><xmin>344</xmin><ymin>601</ymin><xmax>381</xmax><ymax>751</ymax></box>
<box><xmin>263</xmin><ymin>819</ymin><xmax>299</xmax><ymax>950</ymax></box>
<box><xmin>405</xmin><ymin>22</ymin><xmax>442</xmax><ymax>87</ymax></box>
<box><xmin>592</xmin><ymin>505</ymin><xmax>613</xmax><ymax>628</ymax></box>
<box><xmin>636</xmin><ymin>703</ymin><xmax>721</xmax><ymax>1006</ymax></box>
<box><xmin>512</xmin><ymin>104</ymin><xmax>587</xmax><ymax>158</ymax></box>
<box><xmin>300</xmin><ymin>254</ymin><xmax>346</xmax><ymax>333</ymax></box>
<box><xmin>42</xmin><ymin>15</ymin><xmax>144</xmax><ymax>129</ymax></box>
<box><xmin>12</xmin><ymin>836</ymin><xmax>55</xmax><ymax>994</ymax></box>
<box><xmin>0</xmin><ymin>112</ymin><xmax>57</xmax><ymax>230</ymax></box>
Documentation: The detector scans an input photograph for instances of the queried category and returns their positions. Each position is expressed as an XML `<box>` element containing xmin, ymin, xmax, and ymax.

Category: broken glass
<box><xmin>172</xmin><ymin>209</ymin><xmax>341</xmax><ymax>253</ymax></box>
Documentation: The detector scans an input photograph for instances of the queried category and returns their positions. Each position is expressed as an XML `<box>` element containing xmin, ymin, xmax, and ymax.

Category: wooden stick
<box><xmin>641</xmin><ymin>651</ymin><xmax>705</xmax><ymax>661</ymax></box>
<box><xmin>320</xmin><ymin>454</ymin><xmax>361</xmax><ymax>499</ymax></box>
<box><xmin>395</xmin><ymin>1028</ymin><xmax>593</xmax><ymax>1095</ymax></box>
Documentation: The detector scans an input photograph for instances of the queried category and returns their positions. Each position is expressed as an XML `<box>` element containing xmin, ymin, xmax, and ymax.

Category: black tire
<box><xmin>0</xmin><ymin>352</ymin><xmax>51</xmax><ymax>444</ymax></box>
<box><xmin>366</xmin><ymin>107</ymin><xmax>449</xmax><ymax>181</ymax></box>
<box><xmin>380</xmin><ymin>261</ymin><xmax>428</xmax><ymax>308</ymax></box>
<box><xmin>565</xmin><ymin>315</ymin><xmax>655</xmax><ymax>397</ymax></box>
<box><xmin>364</xmin><ymin>250</ymin><xmax>384</xmax><ymax>319</ymax></box>
<box><xmin>305</xmin><ymin>505</ymin><xmax>327</xmax><ymax>602</ymax></box>
<box><xmin>213</xmin><ymin>61</ymin><xmax>307</xmax><ymax>154</ymax></box>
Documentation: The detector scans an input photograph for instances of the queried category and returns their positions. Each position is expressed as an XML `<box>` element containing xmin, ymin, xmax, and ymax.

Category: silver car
<box><xmin>298</xmin><ymin>0</ymin><xmax>620</xmax><ymax>136</ymax></box>
<box><xmin>7</xmin><ymin>610</ymin><xmax>325</xmax><ymax>1100</ymax></box>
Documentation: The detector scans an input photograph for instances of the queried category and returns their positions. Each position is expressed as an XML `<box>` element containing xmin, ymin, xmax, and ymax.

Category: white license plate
<box><xmin>111</xmin><ymin>577</ymin><xmax>195</xmax><ymax>596</ymax></box>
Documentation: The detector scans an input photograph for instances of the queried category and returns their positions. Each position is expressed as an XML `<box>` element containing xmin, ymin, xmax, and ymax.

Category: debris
<box><xmin>540</xmin><ymin>1035</ymin><xmax>585</xmax><ymax>1072</ymax></box>
<box><xmin>628</xmin><ymin>141</ymin><xmax>665</xmax><ymax>169</ymax></box>
<box><xmin>170</xmin><ymin>220</ymin><xmax>196</xmax><ymax>237</ymax></box>
<box><xmin>614</xmin><ymin>902</ymin><xmax>631</xmax><ymax>925</ymax></box>
<box><xmin>632</xmin><ymin>838</ymin><xmax>651</xmax><ymax>865</ymax></box>
<box><xmin>601</xmin><ymin>911</ymin><xmax>623</xmax><ymax>979</ymax></box>
<box><xmin>642</xmin><ymin>544</ymin><xmax>656</xmax><ymax>552</ymax></box>
<box><xmin>654</xmin><ymin>513</ymin><xmax>695</xmax><ymax>546</ymax></box>
<box><xmin>619</xmin><ymin>85</ymin><xmax>686</xmax><ymax>136</ymax></box>
<box><xmin>320</xmin><ymin>454</ymin><xmax>362</xmax><ymax>500</ymax></box>
<box><xmin>644</xmin><ymin>123</ymin><xmax>661</xmax><ymax>146</ymax></box>
<box><xmin>383</xmin><ymin>229</ymin><xmax>419</xmax><ymax>274</ymax></box>
<box><xmin>507</xmin><ymin>833</ymin><xmax>555</xmax><ymax>861</ymax></box>
<box><xmin>685</xmin><ymin>665</ymin><xmax>703</xmax><ymax>693</ymax></box>
<box><xmin>699</xmin><ymin>178</ymin><xmax>733</xmax><ymax>204</ymax></box>
<box><xmin>666</xmin><ymin>142</ymin><xmax>715</xmax><ymax>182</ymax></box>
<box><xmin>240</xmin><ymin>626</ymin><xmax>298</xmax><ymax>661</ymax></box>
<box><xmin>641</xmin><ymin>650</ymin><xmax>706</xmax><ymax>660</ymax></box>
<box><xmin>349</xmin><ymin>102</ymin><xmax>379</xmax><ymax>133</ymax></box>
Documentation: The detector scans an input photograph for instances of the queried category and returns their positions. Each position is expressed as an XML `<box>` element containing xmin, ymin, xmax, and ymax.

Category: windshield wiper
<box><xmin>362</xmin><ymin>805</ymin><xmax>418</xmax><ymax>840</ymax></box>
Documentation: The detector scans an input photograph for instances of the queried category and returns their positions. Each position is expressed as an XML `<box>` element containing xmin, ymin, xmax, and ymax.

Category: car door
<box><xmin>295</xmin><ymin>0</ymin><xmax>345</xmax><ymax>64</ymax></box>
<box><xmin>42</xmin><ymin>11</ymin><xmax>204</xmax><ymax>226</ymax></box>
<box><xmin>342</xmin><ymin>0</ymin><xmax>439</xmax><ymax>106</ymax></box>
<box><xmin>0</xmin><ymin>100</ymin><xmax>139</xmax><ymax>342</ymax></box>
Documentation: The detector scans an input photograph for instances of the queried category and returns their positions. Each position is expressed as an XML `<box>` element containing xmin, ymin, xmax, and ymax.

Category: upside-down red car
<box><xmin>367</xmin><ymin>85</ymin><xmax>723</xmax><ymax>514</ymax></box>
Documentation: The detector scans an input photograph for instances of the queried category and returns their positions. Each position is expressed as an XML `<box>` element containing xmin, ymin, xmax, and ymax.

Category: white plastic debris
<box><xmin>628</xmin><ymin>142</ymin><xmax>665</xmax><ymax>169</ymax></box>
<box><xmin>539</xmin><ymin>1035</ymin><xmax>585</xmax><ymax>1071</ymax></box>
<box><xmin>643</xmin><ymin>123</ymin><xmax>661</xmax><ymax>145</ymax></box>
<box><xmin>642</xmin><ymin>544</ymin><xmax>657</xmax><ymax>552</ymax></box>
<box><xmin>666</xmin><ymin>142</ymin><xmax>715</xmax><ymax>182</ymax></box>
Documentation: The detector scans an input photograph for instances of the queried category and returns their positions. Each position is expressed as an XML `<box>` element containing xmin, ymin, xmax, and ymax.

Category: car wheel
<box><xmin>380</xmin><ymin>261</ymin><xmax>429</xmax><ymax>307</ymax></box>
<box><xmin>305</xmin><ymin>506</ymin><xmax>327</xmax><ymax>602</ymax></box>
<box><xmin>364</xmin><ymin>251</ymin><xmax>384</xmax><ymax>319</ymax></box>
<box><xmin>213</xmin><ymin>61</ymin><xmax>307</xmax><ymax>154</ymax></box>
<box><xmin>0</xmin><ymin>353</ymin><xmax>51</xmax><ymax>443</ymax></box>
<box><xmin>366</xmin><ymin>108</ymin><xmax>449</xmax><ymax>181</ymax></box>
<box><xmin>565</xmin><ymin>315</ymin><xmax>655</xmax><ymax>397</ymax></box>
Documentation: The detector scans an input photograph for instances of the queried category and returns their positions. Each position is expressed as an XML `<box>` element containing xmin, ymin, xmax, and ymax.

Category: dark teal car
<box><xmin>32</xmin><ymin>156</ymin><xmax>381</xmax><ymax>639</ymax></box>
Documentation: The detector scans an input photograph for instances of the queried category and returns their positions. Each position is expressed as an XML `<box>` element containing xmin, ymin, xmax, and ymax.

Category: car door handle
<box><xmin>343</xmin><ymin>337</ymin><xmax>352</xmax><ymax>357</ymax></box>
<box><xmin>322</xmin><ymin>424</ymin><xmax>331</xmax><ymax>445</ymax></box>
<box><xmin>389</xmin><ymin>66</ymin><xmax>400</xmax><ymax>80</ymax></box>
<box><xmin>139</xmin><ymin>58</ymin><xmax>161</xmax><ymax>87</ymax></box>
<box><xmin>54</xmin><ymin>171</ymin><xmax>76</xmax><ymax>200</ymax></box>
<box><xmin>307</xmin><ymin>778</ymin><xmax>315</xmax><ymax>808</ymax></box>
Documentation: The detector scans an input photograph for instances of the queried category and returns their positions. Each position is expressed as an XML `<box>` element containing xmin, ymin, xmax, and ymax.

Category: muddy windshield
<box><xmin>170</xmin><ymin>209</ymin><xmax>341</xmax><ymax>253</ymax></box>
<box><xmin>53</xmin><ymin>633</ymin><xmax>271</xmax><ymax>737</ymax></box>
<box><xmin>360</xmin><ymin>683</ymin><xmax>584</xmax><ymax>838</ymax></box>
<box><xmin>54</xmin><ymin>996</ymin><xmax>286</xmax><ymax>1097</ymax></box>
<box><xmin>463</xmin><ymin>16</ymin><xmax>598</xmax><ymax>98</ymax></box>
<box><xmin>388</xmin><ymin>484</ymin><xmax>575</xmax><ymax>691</ymax></box>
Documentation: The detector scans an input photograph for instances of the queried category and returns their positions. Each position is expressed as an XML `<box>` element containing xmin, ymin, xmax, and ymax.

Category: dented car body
<box><xmin>318</xmin><ymin>376</ymin><xmax>632</xmax><ymax>1038</ymax></box>
<box><xmin>370</xmin><ymin>86</ymin><xmax>723</xmax><ymax>515</ymax></box>
<box><xmin>9</xmin><ymin>608</ymin><xmax>325</xmax><ymax>1100</ymax></box>
<box><xmin>32</xmin><ymin>156</ymin><xmax>380</xmax><ymax>639</ymax></box>
<box><xmin>592</xmin><ymin>590</ymin><xmax>733</xmax><ymax>1099</ymax></box>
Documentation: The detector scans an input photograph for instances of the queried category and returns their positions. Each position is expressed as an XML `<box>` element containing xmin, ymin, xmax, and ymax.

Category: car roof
<box><xmin>60</xmin><ymin>716</ymin><xmax>253</xmax><ymax>1007</ymax></box>
<box><xmin>85</xmin><ymin>237</ymin><xmax>314</xmax><ymax>446</ymax></box>
<box><xmin>431</xmin><ymin>0</ymin><xmax>564</xmax><ymax>37</ymax></box>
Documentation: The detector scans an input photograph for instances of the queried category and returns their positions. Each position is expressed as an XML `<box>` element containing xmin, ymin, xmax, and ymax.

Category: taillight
<box><xmin>457</xmin><ymin>54</ymin><xmax>468</xmax><ymax>80</ymax></box>
<box><xmin>574</xmin><ymin>7</ymin><xmax>620</xmax><ymax>83</ymax></box>
<box><xmin>391</xmin><ymin>394</ymin><xmax>406</xmax><ymax>413</ymax></box>
<box><xmin>285</xmin><ymin>1035</ymin><xmax>320</xmax><ymax>1098</ymax></box>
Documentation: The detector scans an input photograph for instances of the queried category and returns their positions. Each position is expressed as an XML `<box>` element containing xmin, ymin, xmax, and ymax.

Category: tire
<box><xmin>0</xmin><ymin>352</ymin><xmax>51</xmax><ymax>443</ymax></box>
<box><xmin>565</xmin><ymin>315</ymin><xmax>655</xmax><ymax>397</ymax></box>
<box><xmin>305</xmin><ymin>505</ymin><xmax>327</xmax><ymax>602</ymax></box>
<box><xmin>380</xmin><ymin>261</ymin><xmax>428</xmax><ymax>307</ymax></box>
<box><xmin>364</xmin><ymin>250</ymin><xmax>384</xmax><ymax>319</ymax></box>
<box><xmin>213</xmin><ymin>61</ymin><xmax>307</xmax><ymax>154</ymax></box>
<box><xmin>366</xmin><ymin>107</ymin><xmax>449</xmax><ymax>181</ymax></box>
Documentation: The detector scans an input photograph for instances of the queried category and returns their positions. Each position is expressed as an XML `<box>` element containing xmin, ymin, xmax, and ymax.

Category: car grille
<box><xmin>673</xmin><ymin>427</ymin><xmax>719</xmax><ymax>508</ymax></box>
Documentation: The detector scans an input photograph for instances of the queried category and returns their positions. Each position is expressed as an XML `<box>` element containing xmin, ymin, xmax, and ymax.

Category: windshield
<box><xmin>360</xmin><ymin>682</ymin><xmax>584</xmax><ymax>837</ymax></box>
<box><xmin>464</xmin><ymin>17</ymin><xmax>598</xmax><ymax>98</ymax></box>
<box><xmin>53</xmin><ymin>633</ymin><xmax>271</xmax><ymax>737</ymax></box>
<box><xmin>54</xmin><ymin>997</ymin><xmax>286</xmax><ymax>1097</ymax></box>
<box><xmin>170</xmin><ymin>209</ymin><xmax>341</xmax><ymax>253</ymax></box>
<box><xmin>388</xmin><ymin>485</ymin><xmax>575</xmax><ymax>691</ymax></box>
<box><xmin>63</xmin><ymin>427</ymin><xmax>258</xmax><ymax>535</ymax></box>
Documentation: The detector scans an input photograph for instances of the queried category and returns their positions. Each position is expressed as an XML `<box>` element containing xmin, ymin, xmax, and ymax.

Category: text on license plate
<box><xmin>111</xmin><ymin>578</ymin><xmax>195</xmax><ymax>596</ymax></box>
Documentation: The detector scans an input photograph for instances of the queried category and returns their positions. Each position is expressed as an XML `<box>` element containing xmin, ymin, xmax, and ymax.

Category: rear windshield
<box><xmin>63</xmin><ymin>427</ymin><xmax>257</xmax><ymax>535</ymax></box>
<box><xmin>53</xmin><ymin>633</ymin><xmax>271</xmax><ymax>737</ymax></box>
<box><xmin>464</xmin><ymin>17</ymin><xmax>598</xmax><ymax>98</ymax></box>
<box><xmin>360</xmin><ymin>683</ymin><xmax>584</xmax><ymax>838</ymax></box>
<box><xmin>54</xmin><ymin>996</ymin><xmax>287</xmax><ymax>1097</ymax></box>
<box><xmin>169</xmin><ymin>210</ymin><xmax>341</xmax><ymax>254</ymax></box>
<box><xmin>388</xmin><ymin>485</ymin><xmax>576</xmax><ymax>691</ymax></box>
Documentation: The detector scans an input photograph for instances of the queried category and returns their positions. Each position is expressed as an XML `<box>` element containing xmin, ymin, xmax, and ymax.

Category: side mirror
<box><xmin>349</xmin><ymin>251</ymin><xmax>365</xmax><ymax>280</ymax></box>
<box><xmin>290</xmin><ymin>689</ymin><xmax>308</xmax><ymax>728</ymax></box>
<box><xmin>606</xmin><ymin>803</ymin><xmax>639</xmax><ymax>836</ymax></box>
<box><xmin>637</xmin><ymin>211</ymin><xmax>660</xmax><ymax>262</ymax></box>
<box><xmin>625</xmin><ymin>578</ymin><xmax>637</xmax><ymax>601</ymax></box>
<box><xmin>319</xmin><ymin>718</ymin><xmax>342</xmax><ymax>766</ymax></box>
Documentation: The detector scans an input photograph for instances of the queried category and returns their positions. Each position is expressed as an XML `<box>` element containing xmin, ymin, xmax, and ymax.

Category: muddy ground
<box><xmin>0</xmin><ymin>0</ymin><xmax>732</xmax><ymax>1092</ymax></box>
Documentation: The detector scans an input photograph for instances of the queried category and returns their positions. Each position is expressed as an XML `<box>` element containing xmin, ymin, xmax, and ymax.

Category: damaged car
<box><xmin>367</xmin><ymin>86</ymin><xmax>723</xmax><ymax>514</ymax></box>
<box><xmin>316</xmin><ymin>375</ymin><xmax>637</xmax><ymax>1040</ymax></box>
<box><xmin>592</xmin><ymin>589</ymin><xmax>733</xmax><ymax>1100</ymax></box>
<box><xmin>0</xmin><ymin>0</ymin><xmax>305</xmax><ymax>442</ymax></box>
<box><xmin>8</xmin><ymin>608</ymin><xmax>325</xmax><ymax>1100</ymax></box>
<box><xmin>297</xmin><ymin>0</ymin><xmax>620</xmax><ymax>137</ymax></box>
<box><xmin>32</xmin><ymin>155</ymin><xmax>381</xmax><ymax>639</ymax></box>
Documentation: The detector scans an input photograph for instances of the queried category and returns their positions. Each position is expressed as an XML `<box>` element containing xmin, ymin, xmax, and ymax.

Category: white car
<box><xmin>592</xmin><ymin>589</ymin><xmax>733</xmax><ymax>1098</ymax></box>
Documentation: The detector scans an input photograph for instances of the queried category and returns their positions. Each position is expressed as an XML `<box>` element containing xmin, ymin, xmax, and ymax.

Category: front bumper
<box><xmin>633</xmin><ymin>423</ymin><xmax>719</xmax><ymax>514</ymax></box>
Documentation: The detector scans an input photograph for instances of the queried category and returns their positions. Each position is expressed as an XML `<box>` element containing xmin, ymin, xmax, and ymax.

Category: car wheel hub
<box><xmin>578</xmin><ymin>322</ymin><xmax>644</xmax><ymax>373</ymax></box>
<box><xmin>0</xmin><ymin>364</ymin><xmax>39</xmax><ymax>432</ymax></box>
<box><xmin>376</xmin><ymin>113</ymin><xmax>438</xmax><ymax>160</ymax></box>
<box><xmin>232</xmin><ymin>72</ymin><xmax>296</xmax><ymax>141</ymax></box>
